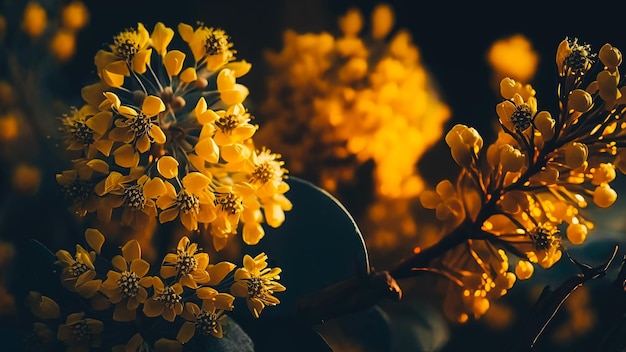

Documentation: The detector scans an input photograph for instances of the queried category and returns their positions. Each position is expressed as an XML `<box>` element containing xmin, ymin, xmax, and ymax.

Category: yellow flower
<box><xmin>160</xmin><ymin>236</ymin><xmax>210</xmax><ymax>289</ymax></box>
<box><xmin>61</xmin><ymin>105</ymin><xmax>113</xmax><ymax>158</ymax></box>
<box><xmin>143</xmin><ymin>277</ymin><xmax>184</xmax><ymax>322</ymax></box>
<box><xmin>107</xmin><ymin>93</ymin><xmax>167</xmax><ymax>155</ymax></box>
<box><xmin>230</xmin><ymin>253</ymin><xmax>285</xmax><ymax>318</ymax></box>
<box><xmin>178</xmin><ymin>22</ymin><xmax>234</xmax><ymax>69</ymax></box>
<box><xmin>57</xmin><ymin>312</ymin><xmax>104</xmax><ymax>351</ymax></box>
<box><xmin>156</xmin><ymin>172</ymin><xmax>216</xmax><ymax>231</ymax></box>
<box><xmin>177</xmin><ymin>302</ymin><xmax>228</xmax><ymax>342</ymax></box>
<box><xmin>211</xmin><ymin>183</ymin><xmax>256</xmax><ymax>249</ymax></box>
<box><xmin>56</xmin><ymin>161</ymin><xmax>102</xmax><ymax>217</ymax></box>
<box><xmin>496</xmin><ymin>86</ymin><xmax>538</xmax><ymax>132</ymax></box>
<box><xmin>100</xmin><ymin>240</ymin><xmax>153</xmax><ymax>321</ymax></box>
<box><xmin>95</xmin><ymin>22</ymin><xmax>152</xmax><ymax>87</ymax></box>
<box><xmin>55</xmin><ymin>243</ymin><xmax>100</xmax><ymax>297</ymax></box>
<box><xmin>94</xmin><ymin>170</ymin><xmax>165</xmax><ymax>228</ymax></box>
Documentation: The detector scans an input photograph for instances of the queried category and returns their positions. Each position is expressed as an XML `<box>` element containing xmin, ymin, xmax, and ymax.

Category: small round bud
<box><xmin>338</xmin><ymin>8</ymin><xmax>363</xmax><ymax>37</ymax></box>
<box><xmin>568</xmin><ymin>89</ymin><xmax>593</xmax><ymax>112</ymax></box>
<box><xmin>565</xmin><ymin>142</ymin><xmax>588</xmax><ymax>169</ymax></box>
<box><xmin>593</xmin><ymin>183</ymin><xmax>617</xmax><ymax>208</ymax></box>
<box><xmin>534</xmin><ymin>111</ymin><xmax>555</xmax><ymax>141</ymax></box>
<box><xmin>599</xmin><ymin>43</ymin><xmax>622</xmax><ymax>69</ymax></box>
<box><xmin>597</xmin><ymin>70</ymin><xmax>621</xmax><ymax>102</ymax></box>
<box><xmin>499</xmin><ymin>144</ymin><xmax>524</xmax><ymax>173</ymax></box>
<box><xmin>515</xmin><ymin>260</ymin><xmax>534</xmax><ymax>280</ymax></box>
<box><xmin>371</xmin><ymin>3</ymin><xmax>395</xmax><ymax>39</ymax></box>
<box><xmin>566</xmin><ymin>223</ymin><xmax>587</xmax><ymax>245</ymax></box>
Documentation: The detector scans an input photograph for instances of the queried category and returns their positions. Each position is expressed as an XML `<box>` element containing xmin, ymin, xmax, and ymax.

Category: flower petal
<box><xmin>85</xmin><ymin>228</ymin><xmax>105</xmax><ymax>254</ymax></box>
<box><xmin>122</xmin><ymin>240</ymin><xmax>141</xmax><ymax>262</ymax></box>
<box><xmin>142</xmin><ymin>95</ymin><xmax>166</xmax><ymax>117</ymax></box>
<box><xmin>130</xmin><ymin>259</ymin><xmax>150</xmax><ymax>277</ymax></box>
<box><xmin>176</xmin><ymin>321</ymin><xmax>196</xmax><ymax>344</ymax></box>
<box><xmin>157</xmin><ymin>156</ymin><xmax>179</xmax><ymax>179</ymax></box>
<box><xmin>163</xmin><ymin>50</ymin><xmax>185</xmax><ymax>76</ymax></box>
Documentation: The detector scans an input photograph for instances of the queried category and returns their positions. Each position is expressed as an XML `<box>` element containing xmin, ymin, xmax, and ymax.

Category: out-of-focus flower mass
<box><xmin>257</xmin><ymin>3</ymin><xmax>450</xmax><ymax>199</ymax></box>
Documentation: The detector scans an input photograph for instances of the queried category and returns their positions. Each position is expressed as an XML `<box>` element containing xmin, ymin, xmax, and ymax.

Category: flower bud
<box><xmin>534</xmin><ymin>111</ymin><xmax>555</xmax><ymax>141</ymax></box>
<box><xmin>499</xmin><ymin>144</ymin><xmax>524</xmax><ymax>173</ymax></box>
<box><xmin>500</xmin><ymin>77</ymin><xmax>517</xmax><ymax>100</ymax></box>
<box><xmin>371</xmin><ymin>3</ymin><xmax>394</xmax><ymax>39</ymax></box>
<box><xmin>515</xmin><ymin>260</ymin><xmax>534</xmax><ymax>280</ymax></box>
<box><xmin>592</xmin><ymin>163</ymin><xmax>616</xmax><ymax>185</ymax></box>
<box><xmin>556</xmin><ymin>39</ymin><xmax>572</xmax><ymax>74</ymax></box>
<box><xmin>566</xmin><ymin>223</ymin><xmax>587</xmax><ymax>245</ymax></box>
<box><xmin>568</xmin><ymin>89</ymin><xmax>593</xmax><ymax>112</ymax></box>
<box><xmin>564</xmin><ymin>142</ymin><xmax>588</xmax><ymax>169</ymax></box>
<box><xmin>338</xmin><ymin>8</ymin><xmax>363</xmax><ymax>37</ymax></box>
<box><xmin>599</xmin><ymin>43</ymin><xmax>622</xmax><ymax>69</ymax></box>
<box><xmin>593</xmin><ymin>183</ymin><xmax>617</xmax><ymax>208</ymax></box>
<box><xmin>597</xmin><ymin>69</ymin><xmax>622</xmax><ymax>102</ymax></box>
<box><xmin>536</xmin><ymin>165</ymin><xmax>559</xmax><ymax>184</ymax></box>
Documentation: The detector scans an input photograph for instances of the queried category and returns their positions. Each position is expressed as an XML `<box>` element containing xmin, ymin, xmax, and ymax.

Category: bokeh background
<box><xmin>2</xmin><ymin>0</ymin><xmax>626</xmax><ymax>351</ymax></box>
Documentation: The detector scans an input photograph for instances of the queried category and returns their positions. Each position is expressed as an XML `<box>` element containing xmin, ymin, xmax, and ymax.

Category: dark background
<box><xmin>9</xmin><ymin>1</ymin><xmax>626</xmax><ymax>351</ymax></box>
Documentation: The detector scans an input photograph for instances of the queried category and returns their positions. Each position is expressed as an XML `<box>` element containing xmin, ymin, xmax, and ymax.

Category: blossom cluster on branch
<box><xmin>417</xmin><ymin>37</ymin><xmax>625</xmax><ymax>322</ymax></box>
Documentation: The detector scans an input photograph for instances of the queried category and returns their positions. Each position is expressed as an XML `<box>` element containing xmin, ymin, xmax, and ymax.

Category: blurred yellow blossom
<box><xmin>21</xmin><ymin>2</ymin><xmax>47</xmax><ymax>38</ymax></box>
<box><xmin>257</xmin><ymin>3</ymin><xmax>450</xmax><ymax>199</ymax></box>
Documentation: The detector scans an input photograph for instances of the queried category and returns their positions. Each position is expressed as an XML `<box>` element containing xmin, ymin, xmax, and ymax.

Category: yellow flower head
<box><xmin>57</xmin><ymin>312</ymin><xmax>104</xmax><ymax>350</ymax></box>
<box><xmin>143</xmin><ymin>277</ymin><xmax>184</xmax><ymax>322</ymax></box>
<box><xmin>160</xmin><ymin>236</ymin><xmax>210</xmax><ymax>289</ymax></box>
<box><xmin>178</xmin><ymin>22</ymin><xmax>235</xmax><ymax>69</ymax></box>
<box><xmin>230</xmin><ymin>253</ymin><xmax>285</xmax><ymax>318</ymax></box>
<box><xmin>100</xmin><ymin>240</ymin><xmax>153</xmax><ymax>321</ymax></box>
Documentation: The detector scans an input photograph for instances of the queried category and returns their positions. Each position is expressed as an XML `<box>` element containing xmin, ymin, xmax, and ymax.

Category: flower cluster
<box><xmin>25</xmin><ymin>230</ymin><xmax>284</xmax><ymax>350</ymax></box>
<box><xmin>56</xmin><ymin>21</ymin><xmax>292</xmax><ymax>251</ymax></box>
<box><xmin>256</xmin><ymin>3</ymin><xmax>450</xmax><ymax>198</ymax></box>
<box><xmin>418</xmin><ymin>38</ymin><xmax>626</xmax><ymax>322</ymax></box>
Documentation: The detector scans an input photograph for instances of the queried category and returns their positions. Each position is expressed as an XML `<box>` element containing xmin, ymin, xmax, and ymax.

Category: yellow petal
<box><xmin>81</xmin><ymin>82</ymin><xmax>108</xmax><ymax>107</ymax></box>
<box><xmin>85</xmin><ymin>111</ymin><xmax>113</xmax><ymax>135</ymax></box>
<box><xmin>230</xmin><ymin>281</ymin><xmax>249</xmax><ymax>298</ymax></box>
<box><xmin>160</xmin><ymin>265</ymin><xmax>177</xmax><ymax>279</ymax></box>
<box><xmin>142</xmin><ymin>95</ymin><xmax>166</xmax><ymax>116</ymax></box>
<box><xmin>94</xmin><ymin>50</ymin><xmax>117</xmax><ymax>74</ymax></box>
<box><xmin>122</xmin><ymin>239</ymin><xmax>141</xmax><ymax>262</ymax></box>
<box><xmin>132</xmin><ymin>48</ymin><xmax>152</xmax><ymax>74</ymax></box>
<box><xmin>105</xmin><ymin>59</ymin><xmax>131</xmax><ymax>76</ymax></box>
<box><xmin>225</xmin><ymin>60</ymin><xmax>252</xmax><ymax>78</ymax></box>
<box><xmin>102</xmin><ymin>69</ymin><xmax>125</xmax><ymax>88</ymax></box>
<box><xmin>195</xmin><ymin>137</ymin><xmax>220</xmax><ymax>163</ymax></box>
<box><xmin>144</xmin><ymin>177</ymin><xmax>167</xmax><ymax>198</ymax></box>
<box><xmin>180</xmin><ymin>67</ymin><xmax>197</xmax><ymax>83</ymax></box>
<box><xmin>85</xmin><ymin>228</ymin><xmax>105</xmax><ymax>254</ymax></box>
<box><xmin>193</xmin><ymin>97</ymin><xmax>207</xmax><ymax>117</ymax></box>
<box><xmin>150</xmin><ymin>125</ymin><xmax>166</xmax><ymax>144</ymax></box>
<box><xmin>207</xmin><ymin>262</ymin><xmax>236</xmax><ymax>285</ymax></box>
<box><xmin>178</xmin><ymin>23</ymin><xmax>194</xmax><ymax>43</ymax></box>
<box><xmin>86</xmin><ymin>159</ymin><xmax>109</xmax><ymax>174</ymax></box>
<box><xmin>176</xmin><ymin>321</ymin><xmax>196</xmax><ymax>344</ymax></box>
<box><xmin>220</xmin><ymin>85</ymin><xmax>249</xmax><ymax>105</ymax></box>
<box><xmin>196</xmin><ymin>287</ymin><xmax>218</xmax><ymax>299</ymax></box>
<box><xmin>157</xmin><ymin>156</ymin><xmax>179</xmax><ymax>179</ymax></box>
<box><xmin>113</xmin><ymin>144</ymin><xmax>139</xmax><ymax>168</ymax></box>
<box><xmin>130</xmin><ymin>258</ymin><xmax>150</xmax><ymax>277</ymax></box>
<box><xmin>163</xmin><ymin>50</ymin><xmax>185</xmax><ymax>77</ymax></box>
<box><xmin>111</xmin><ymin>255</ymin><xmax>127</xmax><ymax>272</ymax></box>
<box><xmin>217</xmin><ymin>68</ymin><xmax>236</xmax><ymax>91</ymax></box>
<box><xmin>136</xmin><ymin>135</ymin><xmax>151</xmax><ymax>153</ymax></box>
<box><xmin>182</xmin><ymin>172</ymin><xmax>210</xmax><ymax>192</ymax></box>
<box><xmin>104</xmin><ymin>92</ymin><xmax>121</xmax><ymax>109</ymax></box>
<box><xmin>159</xmin><ymin>207</ymin><xmax>179</xmax><ymax>223</ymax></box>
<box><xmin>151</xmin><ymin>22</ymin><xmax>174</xmax><ymax>56</ymax></box>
